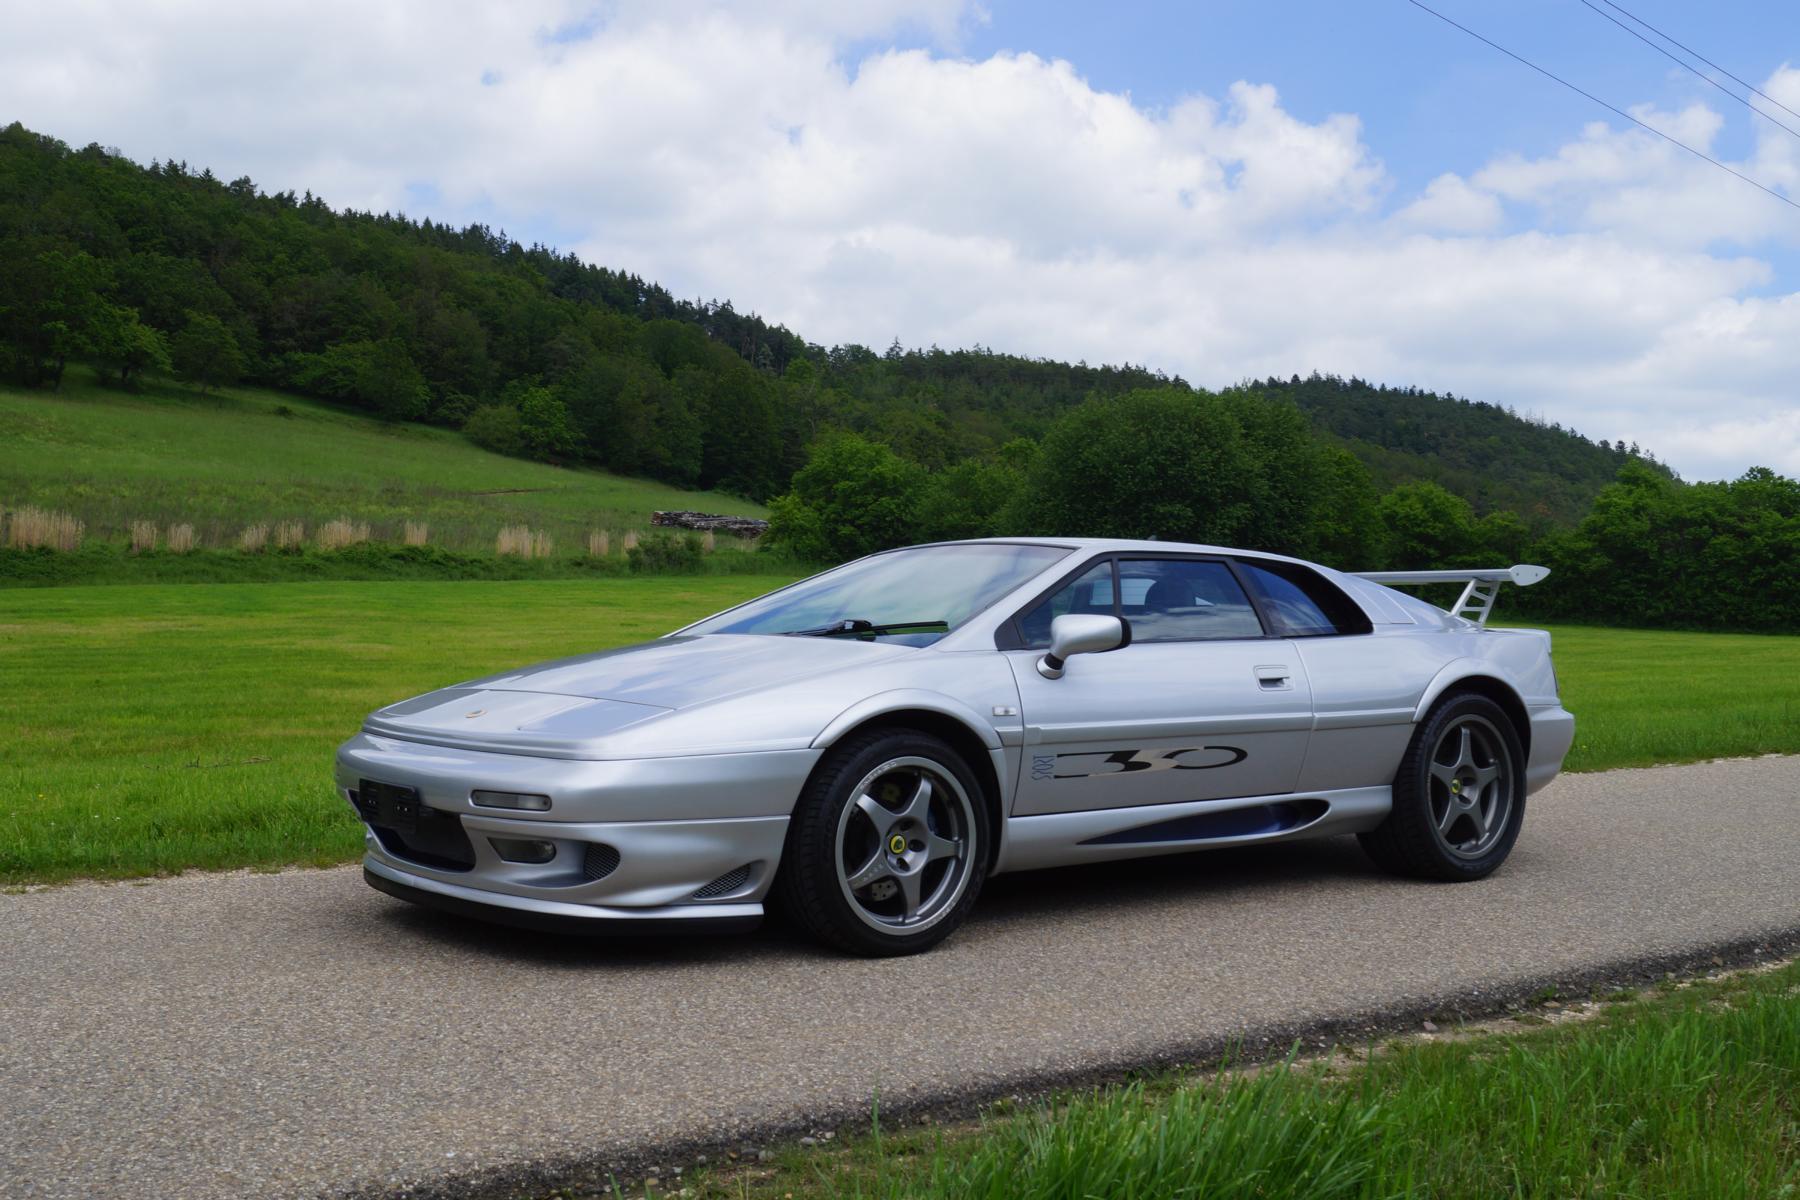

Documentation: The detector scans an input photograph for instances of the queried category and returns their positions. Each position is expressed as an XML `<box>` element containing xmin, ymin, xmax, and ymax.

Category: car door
<box><xmin>1002</xmin><ymin>554</ymin><xmax>1314</xmax><ymax>817</ymax></box>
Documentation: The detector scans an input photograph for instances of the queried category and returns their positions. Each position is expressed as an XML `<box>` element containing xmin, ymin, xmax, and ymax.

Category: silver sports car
<box><xmin>336</xmin><ymin>539</ymin><xmax>1574</xmax><ymax>955</ymax></box>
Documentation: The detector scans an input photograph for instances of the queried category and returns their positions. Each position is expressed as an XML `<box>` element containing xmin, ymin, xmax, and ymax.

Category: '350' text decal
<box><xmin>1031</xmin><ymin>746</ymin><xmax>1247</xmax><ymax>781</ymax></box>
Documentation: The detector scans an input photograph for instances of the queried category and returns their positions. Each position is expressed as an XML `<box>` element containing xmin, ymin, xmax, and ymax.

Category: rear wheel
<box><xmin>1359</xmin><ymin>693</ymin><xmax>1525</xmax><ymax>881</ymax></box>
<box><xmin>778</xmin><ymin>728</ymin><xmax>989</xmax><ymax>956</ymax></box>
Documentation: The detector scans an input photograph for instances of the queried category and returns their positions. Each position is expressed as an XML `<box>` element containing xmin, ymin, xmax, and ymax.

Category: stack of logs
<box><xmin>650</xmin><ymin>511</ymin><xmax>770</xmax><ymax>538</ymax></box>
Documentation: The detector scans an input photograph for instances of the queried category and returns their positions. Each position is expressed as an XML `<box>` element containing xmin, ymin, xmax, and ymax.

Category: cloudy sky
<box><xmin>5</xmin><ymin>0</ymin><xmax>1800</xmax><ymax>480</ymax></box>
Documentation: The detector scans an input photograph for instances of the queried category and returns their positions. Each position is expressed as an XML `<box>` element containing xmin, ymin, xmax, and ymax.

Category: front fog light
<box><xmin>490</xmin><ymin>837</ymin><xmax>557</xmax><ymax>864</ymax></box>
<box><xmin>472</xmin><ymin>790</ymin><xmax>552</xmax><ymax>811</ymax></box>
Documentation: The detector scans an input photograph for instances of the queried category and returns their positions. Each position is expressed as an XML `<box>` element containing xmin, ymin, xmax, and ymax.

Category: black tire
<box><xmin>1359</xmin><ymin>692</ymin><xmax>1526</xmax><ymax>881</ymax></box>
<box><xmin>777</xmin><ymin>727</ymin><xmax>991</xmax><ymax>956</ymax></box>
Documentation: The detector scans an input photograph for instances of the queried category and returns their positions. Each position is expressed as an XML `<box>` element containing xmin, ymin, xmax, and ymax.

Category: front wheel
<box><xmin>777</xmin><ymin>728</ymin><xmax>990</xmax><ymax>956</ymax></box>
<box><xmin>1359</xmin><ymin>693</ymin><xmax>1526</xmax><ymax>881</ymax></box>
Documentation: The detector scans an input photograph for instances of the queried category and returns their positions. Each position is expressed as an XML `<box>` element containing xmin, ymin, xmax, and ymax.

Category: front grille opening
<box><xmin>583</xmin><ymin>842</ymin><xmax>622</xmax><ymax>881</ymax></box>
<box><xmin>354</xmin><ymin>782</ymin><xmax>477</xmax><ymax>872</ymax></box>
<box><xmin>369</xmin><ymin>813</ymin><xmax>477</xmax><ymax>871</ymax></box>
<box><xmin>692</xmin><ymin>863</ymin><xmax>752</xmax><ymax>900</ymax></box>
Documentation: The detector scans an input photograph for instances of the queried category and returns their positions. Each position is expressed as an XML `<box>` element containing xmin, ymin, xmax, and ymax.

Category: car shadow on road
<box><xmin>359</xmin><ymin>835</ymin><xmax>1388</xmax><ymax>968</ymax></box>
<box><xmin>977</xmin><ymin>835</ymin><xmax>1383</xmax><ymax>920</ymax></box>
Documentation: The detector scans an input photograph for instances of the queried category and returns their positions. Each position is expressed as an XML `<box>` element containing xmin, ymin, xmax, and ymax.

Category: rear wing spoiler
<box><xmin>1349</xmin><ymin>564</ymin><xmax>1549</xmax><ymax>628</ymax></box>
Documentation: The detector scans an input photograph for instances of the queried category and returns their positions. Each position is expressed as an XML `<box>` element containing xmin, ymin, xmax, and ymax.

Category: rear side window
<box><xmin>1116</xmin><ymin>558</ymin><xmax>1265</xmax><ymax>642</ymax></box>
<box><xmin>1236</xmin><ymin>561</ymin><xmax>1371</xmax><ymax>637</ymax></box>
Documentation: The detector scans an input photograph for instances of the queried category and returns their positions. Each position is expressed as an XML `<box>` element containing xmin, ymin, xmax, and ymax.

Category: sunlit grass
<box><xmin>670</xmin><ymin>959</ymin><xmax>1800</xmax><ymax>1200</ymax></box>
<box><xmin>0</xmin><ymin>577</ymin><xmax>797</xmax><ymax>883</ymax></box>
<box><xmin>1524</xmin><ymin>624</ymin><xmax>1800</xmax><ymax>771</ymax></box>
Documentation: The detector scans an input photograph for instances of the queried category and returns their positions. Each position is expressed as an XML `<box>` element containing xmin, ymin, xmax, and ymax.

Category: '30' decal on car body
<box><xmin>1031</xmin><ymin>746</ymin><xmax>1248</xmax><ymax>781</ymax></box>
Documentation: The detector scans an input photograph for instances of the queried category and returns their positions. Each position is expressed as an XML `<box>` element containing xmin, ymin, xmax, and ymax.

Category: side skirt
<box><xmin>992</xmin><ymin>785</ymin><xmax>1391</xmax><ymax>874</ymax></box>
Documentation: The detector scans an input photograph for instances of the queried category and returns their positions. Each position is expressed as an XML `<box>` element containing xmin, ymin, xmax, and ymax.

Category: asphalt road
<box><xmin>5</xmin><ymin>755</ymin><xmax>1799</xmax><ymax>1199</ymax></box>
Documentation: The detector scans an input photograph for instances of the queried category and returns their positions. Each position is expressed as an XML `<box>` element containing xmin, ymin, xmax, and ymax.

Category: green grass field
<box><xmin>653</xmin><ymin>959</ymin><xmax>1800</xmax><ymax>1199</ymax></box>
<box><xmin>0</xmin><ymin>577</ymin><xmax>794</xmax><ymax>884</ymax></box>
<box><xmin>0</xmin><ymin>370</ymin><xmax>764</xmax><ymax>552</ymax></box>
<box><xmin>1</xmin><ymin>579</ymin><xmax>1796</xmax><ymax>885</ymax></box>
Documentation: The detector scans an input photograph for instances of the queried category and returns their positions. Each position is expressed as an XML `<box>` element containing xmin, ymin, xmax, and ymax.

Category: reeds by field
<box><xmin>238</xmin><ymin>524</ymin><xmax>269</xmax><ymax>553</ymax></box>
<box><xmin>317</xmin><ymin>519</ymin><xmax>370</xmax><ymax>551</ymax></box>
<box><xmin>588</xmin><ymin>529</ymin><xmax>611</xmax><ymax>557</ymax></box>
<box><xmin>166</xmin><ymin>523</ymin><xmax>197</xmax><ymax>553</ymax></box>
<box><xmin>403</xmin><ymin>522</ymin><xmax>429</xmax><ymax>547</ymax></box>
<box><xmin>5</xmin><ymin>507</ymin><xmax>84</xmax><ymax>551</ymax></box>
<box><xmin>621</xmin><ymin>529</ymin><xmax>640</xmax><ymax>553</ymax></box>
<box><xmin>497</xmin><ymin>525</ymin><xmax>553</xmax><ymax>559</ymax></box>
<box><xmin>130</xmin><ymin>521</ymin><xmax>158</xmax><ymax>554</ymax></box>
<box><xmin>273</xmin><ymin>521</ymin><xmax>306</xmax><ymax>550</ymax></box>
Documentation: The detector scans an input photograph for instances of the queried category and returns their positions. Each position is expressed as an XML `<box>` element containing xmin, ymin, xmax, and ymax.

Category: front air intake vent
<box><xmin>692</xmin><ymin>863</ymin><xmax>752</xmax><ymax>900</ymax></box>
<box><xmin>582</xmin><ymin>842</ymin><xmax>621</xmax><ymax>881</ymax></box>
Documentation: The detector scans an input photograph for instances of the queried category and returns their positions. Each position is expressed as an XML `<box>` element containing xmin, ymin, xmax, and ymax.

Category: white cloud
<box><xmin>1394</xmin><ymin>173</ymin><xmax>1504</xmax><ymax>234</ymax></box>
<box><xmin>2</xmin><ymin>1</ymin><xmax>1798</xmax><ymax>479</ymax></box>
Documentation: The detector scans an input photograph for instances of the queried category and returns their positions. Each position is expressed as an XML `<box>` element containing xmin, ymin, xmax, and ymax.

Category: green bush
<box><xmin>626</xmin><ymin>530</ymin><xmax>703</xmax><ymax>572</ymax></box>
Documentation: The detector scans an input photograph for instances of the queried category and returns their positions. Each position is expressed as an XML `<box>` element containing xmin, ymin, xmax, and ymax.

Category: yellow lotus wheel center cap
<box><xmin>889</xmin><ymin>834</ymin><xmax>907</xmax><ymax>855</ymax></box>
<box><xmin>1450</xmin><ymin>779</ymin><xmax>1462</xmax><ymax>794</ymax></box>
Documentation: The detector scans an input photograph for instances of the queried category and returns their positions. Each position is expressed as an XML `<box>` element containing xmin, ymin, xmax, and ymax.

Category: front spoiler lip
<box><xmin>362</xmin><ymin>858</ymin><xmax>763</xmax><ymax>937</ymax></box>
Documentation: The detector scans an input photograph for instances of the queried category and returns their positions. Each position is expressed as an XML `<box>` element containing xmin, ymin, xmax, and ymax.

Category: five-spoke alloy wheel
<box><xmin>779</xmin><ymin>729</ymin><xmax>990</xmax><ymax>955</ymax></box>
<box><xmin>1359</xmin><ymin>692</ymin><xmax>1526</xmax><ymax>881</ymax></box>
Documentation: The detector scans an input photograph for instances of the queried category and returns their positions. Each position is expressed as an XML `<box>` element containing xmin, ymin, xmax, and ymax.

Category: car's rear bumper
<box><xmin>1526</xmin><ymin>703</ymin><xmax>1576</xmax><ymax>794</ymax></box>
<box><xmin>363</xmin><ymin>858</ymin><xmax>763</xmax><ymax>936</ymax></box>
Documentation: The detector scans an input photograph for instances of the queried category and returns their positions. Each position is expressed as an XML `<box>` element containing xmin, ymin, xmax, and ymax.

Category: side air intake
<box><xmin>692</xmin><ymin>863</ymin><xmax>752</xmax><ymax>900</ymax></box>
<box><xmin>1081</xmin><ymin>799</ymin><xmax>1329</xmax><ymax>846</ymax></box>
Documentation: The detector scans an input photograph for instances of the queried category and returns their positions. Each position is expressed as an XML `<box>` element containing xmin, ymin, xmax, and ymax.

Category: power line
<box><xmin>1403</xmin><ymin>0</ymin><xmax>1800</xmax><ymax>213</ymax></box>
<box><xmin>1595</xmin><ymin>0</ymin><xmax>1800</xmax><ymax>126</ymax></box>
<box><xmin>1577</xmin><ymin>0</ymin><xmax>1800</xmax><ymax>144</ymax></box>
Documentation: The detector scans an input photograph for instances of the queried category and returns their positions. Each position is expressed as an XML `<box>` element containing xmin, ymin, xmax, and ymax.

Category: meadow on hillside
<box><xmin>0</xmin><ymin>370</ymin><xmax>764</xmax><ymax>556</ymax></box>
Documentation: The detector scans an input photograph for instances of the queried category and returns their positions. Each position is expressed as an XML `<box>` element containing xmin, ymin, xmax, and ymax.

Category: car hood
<box><xmin>361</xmin><ymin>634</ymin><xmax>918</xmax><ymax>756</ymax></box>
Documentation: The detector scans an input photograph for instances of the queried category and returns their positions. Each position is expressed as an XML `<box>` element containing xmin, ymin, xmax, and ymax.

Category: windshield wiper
<box><xmin>784</xmin><ymin>617</ymin><xmax>949</xmax><ymax>638</ymax></box>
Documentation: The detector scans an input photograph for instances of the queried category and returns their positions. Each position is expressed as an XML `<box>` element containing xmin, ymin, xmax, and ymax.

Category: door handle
<box><xmin>1255</xmin><ymin>665</ymin><xmax>1292</xmax><ymax>690</ymax></box>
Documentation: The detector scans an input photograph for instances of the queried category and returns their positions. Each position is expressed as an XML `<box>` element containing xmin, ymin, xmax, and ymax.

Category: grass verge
<box><xmin>566</xmin><ymin>957</ymin><xmax>1800</xmax><ymax>1200</ymax></box>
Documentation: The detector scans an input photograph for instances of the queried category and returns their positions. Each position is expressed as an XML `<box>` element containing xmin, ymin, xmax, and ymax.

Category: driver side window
<box><xmin>1017</xmin><ymin>561</ymin><xmax>1116</xmax><ymax>649</ymax></box>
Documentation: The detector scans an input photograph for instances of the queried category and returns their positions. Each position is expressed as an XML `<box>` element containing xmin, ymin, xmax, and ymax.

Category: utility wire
<box><xmin>1577</xmin><ymin>0</ymin><xmax>1800</xmax><ymax>144</ymax></box>
<box><xmin>1404</xmin><ymin>0</ymin><xmax>1800</xmax><ymax>213</ymax></box>
<box><xmin>1596</xmin><ymin>0</ymin><xmax>1800</xmax><ymax>126</ymax></box>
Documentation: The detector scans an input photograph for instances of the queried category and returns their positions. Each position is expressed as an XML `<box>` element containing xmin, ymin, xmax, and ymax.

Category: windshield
<box><xmin>686</xmin><ymin>543</ymin><xmax>1072</xmax><ymax>645</ymax></box>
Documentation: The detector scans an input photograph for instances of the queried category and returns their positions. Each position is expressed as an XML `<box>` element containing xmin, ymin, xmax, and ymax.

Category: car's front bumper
<box><xmin>363</xmin><ymin>860</ymin><xmax>763</xmax><ymax>936</ymax></box>
<box><xmin>336</xmin><ymin>731</ymin><xmax>813</xmax><ymax>930</ymax></box>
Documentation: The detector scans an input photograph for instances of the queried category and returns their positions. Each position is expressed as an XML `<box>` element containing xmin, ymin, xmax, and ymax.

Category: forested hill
<box><xmin>1246</xmin><ymin>375</ymin><xmax>1669</xmax><ymax>524</ymax></box>
<box><xmin>1</xmin><ymin>121</ymin><xmax>1643</xmax><ymax>521</ymax></box>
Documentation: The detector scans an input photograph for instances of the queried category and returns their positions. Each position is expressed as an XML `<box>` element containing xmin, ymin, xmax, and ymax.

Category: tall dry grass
<box><xmin>238</xmin><ymin>524</ymin><xmax>269</xmax><ymax>553</ymax></box>
<box><xmin>166</xmin><ymin>524</ymin><xmax>198</xmax><ymax>554</ymax></box>
<box><xmin>318</xmin><ymin>519</ymin><xmax>370</xmax><ymax>551</ymax></box>
<box><xmin>700</xmin><ymin>530</ymin><xmax>716</xmax><ymax>553</ymax></box>
<box><xmin>403</xmin><ymin>521</ymin><xmax>429</xmax><ymax>547</ymax></box>
<box><xmin>621</xmin><ymin>530</ymin><xmax>640</xmax><ymax>553</ymax></box>
<box><xmin>129</xmin><ymin>521</ymin><xmax>158</xmax><ymax>554</ymax></box>
<box><xmin>273</xmin><ymin>521</ymin><xmax>306</xmax><ymax>551</ymax></box>
<box><xmin>587</xmin><ymin>529</ymin><xmax>611</xmax><ymax>557</ymax></box>
<box><xmin>6</xmin><ymin>507</ymin><xmax>84</xmax><ymax>552</ymax></box>
<box><xmin>497</xmin><ymin>525</ymin><xmax>553</xmax><ymax>559</ymax></box>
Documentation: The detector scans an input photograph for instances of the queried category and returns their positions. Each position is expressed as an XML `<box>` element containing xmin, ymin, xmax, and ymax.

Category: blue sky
<box><xmin>3</xmin><ymin>0</ymin><xmax>1798</xmax><ymax>477</ymax></box>
<box><xmin>965</xmin><ymin>1</ymin><xmax>1794</xmax><ymax>187</ymax></box>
